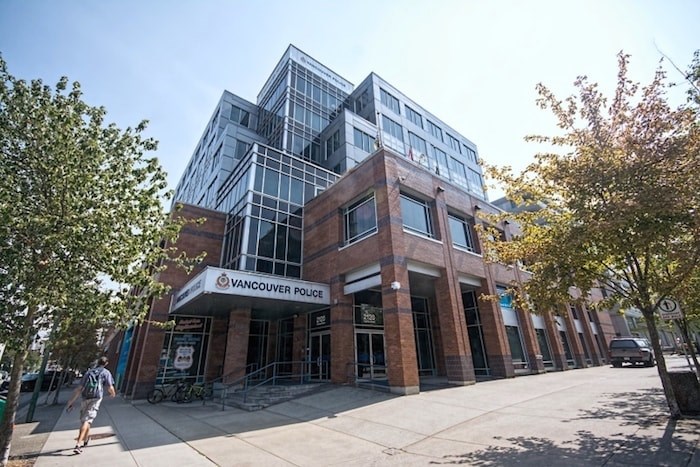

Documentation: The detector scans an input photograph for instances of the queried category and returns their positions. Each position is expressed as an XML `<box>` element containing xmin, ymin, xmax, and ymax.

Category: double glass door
<box><xmin>355</xmin><ymin>331</ymin><xmax>386</xmax><ymax>380</ymax></box>
<box><xmin>309</xmin><ymin>332</ymin><xmax>331</xmax><ymax>381</ymax></box>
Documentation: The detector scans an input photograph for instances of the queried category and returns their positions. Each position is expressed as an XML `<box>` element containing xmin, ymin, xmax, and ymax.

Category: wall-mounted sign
<box><xmin>309</xmin><ymin>309</ymin><xmax>330</xmax><ymax>330</ymax></box>
<box><xmin>356</xmin><ymin>304</ymin><xmax>383</xmax><ymax>326</ymax></box>
<box><xmin>171</xmin><ymin>267</ymin><xmax>330</xmax><ymax>312</ymax></box>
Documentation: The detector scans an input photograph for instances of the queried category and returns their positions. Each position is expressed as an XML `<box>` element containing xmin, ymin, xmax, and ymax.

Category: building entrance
<box><xmin>355</xmin><ymin>331</ymin><xmax>386</xmax><ymax>381</ymax></box>
<box><xmin>308</xmin><ymin>331</ymin><xmax>331</xmax><ymax>381</ymax></box>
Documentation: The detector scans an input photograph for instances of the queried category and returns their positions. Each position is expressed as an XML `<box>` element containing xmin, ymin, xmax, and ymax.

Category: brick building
<box><xmin>113</xmin><ymin>45</ymin><xmax>617</xmax><ymax>399</ymax></box>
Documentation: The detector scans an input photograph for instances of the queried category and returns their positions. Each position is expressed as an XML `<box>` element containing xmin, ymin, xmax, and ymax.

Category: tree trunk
<box><xmin>0</xmin><ymin>351</ymin><xmax>28</xmax><ymax>467</ymax></box>
<box><xmin>643</xmin><ymin>309</ymin><xmax>682</xmax><ymax>419</ymax></box>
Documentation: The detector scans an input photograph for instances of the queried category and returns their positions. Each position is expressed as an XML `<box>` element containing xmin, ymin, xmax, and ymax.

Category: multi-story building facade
<box><xmin>114</xmin><ymin>45</ymin><xmax>616</xmax><ymax>398</ymax></box>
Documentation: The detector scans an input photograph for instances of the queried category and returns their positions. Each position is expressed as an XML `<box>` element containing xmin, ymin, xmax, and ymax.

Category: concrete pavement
<box><xmin>22</xmin><ymin>355</ymin><xmax>700</xmax><ymax>466</ymax></box>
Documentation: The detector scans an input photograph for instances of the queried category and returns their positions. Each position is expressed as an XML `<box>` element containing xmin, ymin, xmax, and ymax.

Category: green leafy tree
<box><xmin>0</xmin><ymin>56</ymin><xmax>189</xmax><ymax>464</ymax></box>
<box><xmin>483</xmin><ymin>52</ymin><xmax>700</xmax><ymax>419</ymax></box>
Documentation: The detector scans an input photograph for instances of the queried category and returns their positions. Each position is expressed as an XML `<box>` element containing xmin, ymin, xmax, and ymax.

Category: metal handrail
<box><xmin>219</xmin><ymin>360</ymin><xmax>329</xmax><ymax>410</ymax></box>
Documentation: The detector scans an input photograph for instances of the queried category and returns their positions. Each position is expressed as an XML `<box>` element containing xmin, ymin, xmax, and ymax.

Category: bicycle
<box><xmin>146</xmin><ymin>380</ymin><xmax>187</xmax><ymax>404</ymax></box>
<box><xmin>175</xmin><ymin>382</ymin><xmax>212</xmax><ymax>403</ymax></box>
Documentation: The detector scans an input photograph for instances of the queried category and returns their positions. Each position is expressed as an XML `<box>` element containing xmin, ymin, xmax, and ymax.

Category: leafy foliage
<box><xmin>0</xmin><ymin>55</ymin><xmax>193</xmax><ymax>462</ymax></box>
<box><xmin>483</xmin><ymin>52</ymin><xmax>700</xmax><ymax>418</ymax></box>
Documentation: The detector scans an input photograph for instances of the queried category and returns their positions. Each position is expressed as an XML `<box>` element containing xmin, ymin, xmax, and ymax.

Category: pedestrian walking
<box><xmin>65</xmin><ymin>356</ymin><xmax>116</xmax><ymax>454</ymax></box>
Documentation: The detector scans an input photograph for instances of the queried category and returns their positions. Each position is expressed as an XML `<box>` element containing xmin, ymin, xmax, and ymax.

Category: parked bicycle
<box><xmin>146</xmin><ymin>380</ymin><xmax>188</xmax><ymax>404</ymax></box>
<box><xmin>175</xmin><ymin>382</ymin><xmax>212</xmax><ymax>403</ymax></box>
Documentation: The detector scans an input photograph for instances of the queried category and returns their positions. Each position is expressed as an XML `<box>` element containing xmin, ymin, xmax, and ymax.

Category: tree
<box><xmin>0</xmin><ymin>56</ymin><xmax>189</xmax><ymax>464</ymax></box>
<box><xmin>483</xmin><ymin>52</ymin><xmax>700</xmax><ymax>419</ymax></box>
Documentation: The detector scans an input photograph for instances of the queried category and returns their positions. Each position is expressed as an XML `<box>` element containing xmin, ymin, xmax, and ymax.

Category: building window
<box><xmin>408</xmin><ymin>132</ymin><xmax>428</xmax><ymax>160</ymax></box>
<box><xmin>325</xmin><ymin>129</ymin><xmax>341</xmax><ymax>159</ymax></box>
<box><xmin>400</xmin><ymin>193</ymin><xmax>433</xmax><ymax>237</ymax></box>
<box><xmin>426</xmin><ymin>119</ymin><xmax>443</xmax><ymax>142</ymax></box>
<box><xmin>353</xmin><ymin>128</ymin><xmax>375</xmax><ymax>153</ymax></box>
<box><xmin>380</xmin><ymin>88</ymin><xmax>400</xmax><ymax>115</ymax></box>
<box><xmin>448</xmin><ymin>214</ymin><xmax>476</xmax><ymax>252</ymax></box>
<box><xmin>449</xmin><ymin>157</ymin><xmax>467</xmax><ymax>188</ymax></box>
<box><xmin>230</xmin><ymin>105</ymin><xmax>250</xmax><ymax>127</ymax></box>
<box><xmin>430</xmin><ymin>146</ymin><xmax>449</xmax><ymax>176</ymax></box>
<box><xmin>463</xmin><ymin>144</ymin><xmax>478</xmax><ymax>164</ymax></box>
<box><xmin>381</xmin><ymin>115</ymin><xmax>404</xmax><ymax>141</ymax></box>
<box><xmin>381</xmin><ymin>115</ymin><xmax>405</xmax><ymax>153</ymax></box>
<box><xmin>344</xmin><ymin>193</ymin><xmax>377</xmax><ymax>245</ymax></box>
<box><xmin>405</xmin><ymin>105</ymin><xmax>423</xmax><ymax>129</ymax></box>
<box><xmin>467</xmin><ymin>168</ymin><xmax>485</xmax><ymax>198</ymax></box>
<box><xmin>446</xmin><ymin>133</ymin><xmax>461</xmax><ymax>152</ymax></box>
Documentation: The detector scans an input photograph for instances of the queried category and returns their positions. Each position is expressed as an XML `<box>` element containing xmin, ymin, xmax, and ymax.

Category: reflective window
<box><xmin>448</xmin><ymin>214</ymin><xmax>476</xmax><ymax>252</ymax></box>
<box><xmin>449</xmin><ymin>157</ymin><xmax>467</xmax><ymax>188</ymax></box>
<box><xmin>344</xmin><ymin>193</ymin><xmax>377</xmax><ymax>245</ymax></box>
<box><xmin>380</xmin><ymin>88</ymin><xmax>400</xmax><ymax>115</ymax></box>
<box><xmin>430</xmin><ymin>146</ymin><xmax>449</xmax><ymax>177</ymax></box>
<box><xmin>382</xmin><ymin>115</ymin><xmax>404</xmax><ymax>142</ymax></box>
<box><xmin>426</xmin><ymin>119</ymin><xmax>443</xmax><ymax>142</ymax></box>
<box><xmin>325</xmin><ymin>129</ymin><xmax>341</xmax><ymax>159</ymax></box>
<box><xmin>408</xmin><ymin>132</ymin><xmax>428</xmax><ymax>159</ymax></box>
<box><xmin>467</xmin><ymin>168</ymin><xmax>485</xmax><ymax>198</ymax></box>
<box><xmin>400</xmin><ymin>193</ymin><xmax>433</xmax><ymax>237</ymax></box>
<box><xmin>463</xmin><ymin>145</ymin><xmax>478</xmax><ymax>164</ymax></box>
<box><xmin>230</xmin><ymin>105</ymin><xmax>251</xmax><ymax>128</ymax></box>
<box><xmin>353</xmin><ymin>128</ymin><xmax>375</xmax><ymax>153</ymax></box>
<box><xmin>446</xmin><ymin>133</ymin><xmax>461</xmax><ymax>152</ymax></box>
<box><xmin>405</xmin><ymin>105</ymin><xmax>423</xmax><ymax>129</ymax></box>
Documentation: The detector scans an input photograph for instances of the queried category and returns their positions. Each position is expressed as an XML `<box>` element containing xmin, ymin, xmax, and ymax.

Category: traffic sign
<box><xmin>657</xmin><ymin>299</ymin><xmax>682</xmax><ymax>320</ymax></box>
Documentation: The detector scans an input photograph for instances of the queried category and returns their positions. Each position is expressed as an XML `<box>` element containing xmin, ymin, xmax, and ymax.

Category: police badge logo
<box><xmin>215</xmin><ymin>272</ymin><xmax>230</xmax><ymax>289</ymax></box>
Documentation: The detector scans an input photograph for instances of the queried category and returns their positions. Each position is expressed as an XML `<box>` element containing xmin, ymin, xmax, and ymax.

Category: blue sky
<box><xmin>1</xmin><ymin>0</ymin><xmax>698</xmax><ymax>200</ymax></box>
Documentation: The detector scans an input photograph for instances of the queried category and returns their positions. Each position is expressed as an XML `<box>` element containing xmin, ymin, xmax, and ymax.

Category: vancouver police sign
<box><xmin>172</xmin><ymin>267</ymin><xmax>330</xmax><ymax>311</ymax></box>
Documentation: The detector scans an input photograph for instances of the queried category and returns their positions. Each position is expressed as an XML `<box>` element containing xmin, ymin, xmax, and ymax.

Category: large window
<box><xmin>448</xmin><ymin>214</ymin><xmax>476</xmax><ymax>252</ymax></box>
<box><xmin>449</xmin><ymin>157</ymin><xmax>467</xmax><ymax>188</ymax></box>
<box><xmin>400</xmin><ymin>193</ymin><xmax>433</xmax><ymax>237</ymax></box>
<box><xmin>405</xmin><ymin>105</ymin><xmax>423</xmax><ymax>129</ymax></box>
<box><xmin>430</xmin><ymin>146</ymin><xmax>449</xmax><ymax>177</ymax></box>
<box><xmin>408</xmin><ymin>132</ymin><xmax>428</xmax><ymax>158</ymax></box>
<box><xmin>382</xmin><ymin>115</ymin><xmax>404</xmax><ymax>141</ymax></box>
<box><xmin>382</xmin><ymin>115</ymin><xmax>405</xmax><ymax>153</ymax></box>
<box><xmin>230</xmin><ymin>105</ymin><xmax>251</xmax><ymax>127</ymax></box>
<box><xmin>344</xmin><ymin>193</ymin><xmax>377</xmax><ymax>245</ymax></box>
<box><xmin>426</xmin><ymin>119</ymin><xmax>443</xmax><ymax>142</ymax></box>
<box><xmin>380</xmin><ymin>88</ymin><xmax>400</xmax><ymax>115</ymax></box>
<box><xmin>463</xmin><ymin>144</ymin><xmax>478</xmax><ymax>164</ymax></box>
<box><xmin>446</xmin><ymin>133</ymin><xmax>461</xmax><ymax>152</ymax></box>
<box><xmin>354</xmin><ymin>128</ymin><xmax>375</xmax><ymax>153</ymax></box>
<box><xmin>467</xmin><ymin>168</ymin><xmax>485</xmax><ymax>198</ymax></box>
<box><xmin>325</xmin><ymin>129</ymin><xmax>341</xmax><ymax>159</ymax></box>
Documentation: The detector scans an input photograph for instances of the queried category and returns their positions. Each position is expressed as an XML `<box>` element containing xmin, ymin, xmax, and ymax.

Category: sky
<box><xmin>1</xmin><ymin>0</ymin><xmax>698</xmax><ymax>201</ymax></box>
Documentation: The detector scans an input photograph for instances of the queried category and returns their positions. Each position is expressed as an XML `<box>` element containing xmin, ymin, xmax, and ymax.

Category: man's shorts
<box><xmin>79</xmin><ymin>398</ymin><xmax>102</xmax><ymax>424</ymax></box>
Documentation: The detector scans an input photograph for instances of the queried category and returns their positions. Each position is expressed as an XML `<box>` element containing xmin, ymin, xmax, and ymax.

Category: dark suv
<box><xmin>609</xmin><ymin>338</ymin><xmax>655</xmax><ymax>367</ymax></box>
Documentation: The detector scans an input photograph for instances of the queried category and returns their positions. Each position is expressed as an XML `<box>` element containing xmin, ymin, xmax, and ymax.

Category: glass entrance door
<box><xmin>309</xmin><ymin>332</ymin><xmax>331</xmax><ymax>381</ymax></box>
<box><xmin>355</xmin><ymin>331</ymin><xmax>386</xmax><ymax>380</ymax></box>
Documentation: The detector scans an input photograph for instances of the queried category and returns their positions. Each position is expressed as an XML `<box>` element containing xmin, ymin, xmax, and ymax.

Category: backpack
<box><xmin>81</xmin><ymin>367</ymin><xmax>104</xmax><ymax>399</ymax></box>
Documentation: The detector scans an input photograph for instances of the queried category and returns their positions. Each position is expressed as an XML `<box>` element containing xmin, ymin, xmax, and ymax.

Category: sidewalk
<box><xmin>27</xmin><ymin>356</ymin><xmax>700</xmax><ymax>466</ymax></box>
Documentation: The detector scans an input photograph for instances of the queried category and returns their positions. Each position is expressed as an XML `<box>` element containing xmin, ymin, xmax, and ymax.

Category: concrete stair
<box><xmin>219</xmin><ymin>383</ymin><xmax>329</xmax><ymax>411</ymax></box>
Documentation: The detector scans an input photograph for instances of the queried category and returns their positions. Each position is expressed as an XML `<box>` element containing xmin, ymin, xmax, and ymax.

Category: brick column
<box><xmin>222</xmin><ymin>307</ymin><xmax>251</xmax><ymax>383</ymax></box>
<box><xmin>330</xmin><ymin>278</ymin><xmax>355</xmax><ymax>384</ymax></box>
<box><xmin>292</xmin><ymin>313</ymin><xmax>307</xmax><ymax>378</ymax></box>
<box><xmin>476</xmin><ymin>280</ymin><xmax>515</xmax><ymax>378</ymax></box>
<box><xmin>381</xmin><ymin>263</ymin><xmax>419</xmax><ymax>395</ymax></box>
<box><xmin>544</xmin><ymin>311</ymin><xmax>568</xmax><ymax>370</ymax></box>
<box><xmin>517</xmin><ymin>309</ymin><xmax>546</xmax><ymax>374</ymax></box>
<box><xmin>563</xmin><ymin>309</ymin><xmax>587</xmax><ymax>368</ymax></box>
<box><xmin>434</xmin><ymin>274</ymin><xmax>475</xmax><ymax>385</ymax></box>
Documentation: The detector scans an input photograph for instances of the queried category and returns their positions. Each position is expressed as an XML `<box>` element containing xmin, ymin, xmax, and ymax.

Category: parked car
<box><xmin>19</xmin><ymin>371</ymin><xmax>64</xmax><ymax>392</ymax></box>
<box><xmin>609</xmin><ymin>338</ymin><xmax>655</xmax><ymax>367</ymax></box>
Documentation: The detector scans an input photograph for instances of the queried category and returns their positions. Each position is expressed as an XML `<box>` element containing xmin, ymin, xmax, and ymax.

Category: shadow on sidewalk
<box><xmin>431</xmin><ymin>388</ymin><xmax>699</xmax><ymax>466</ymax></box>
